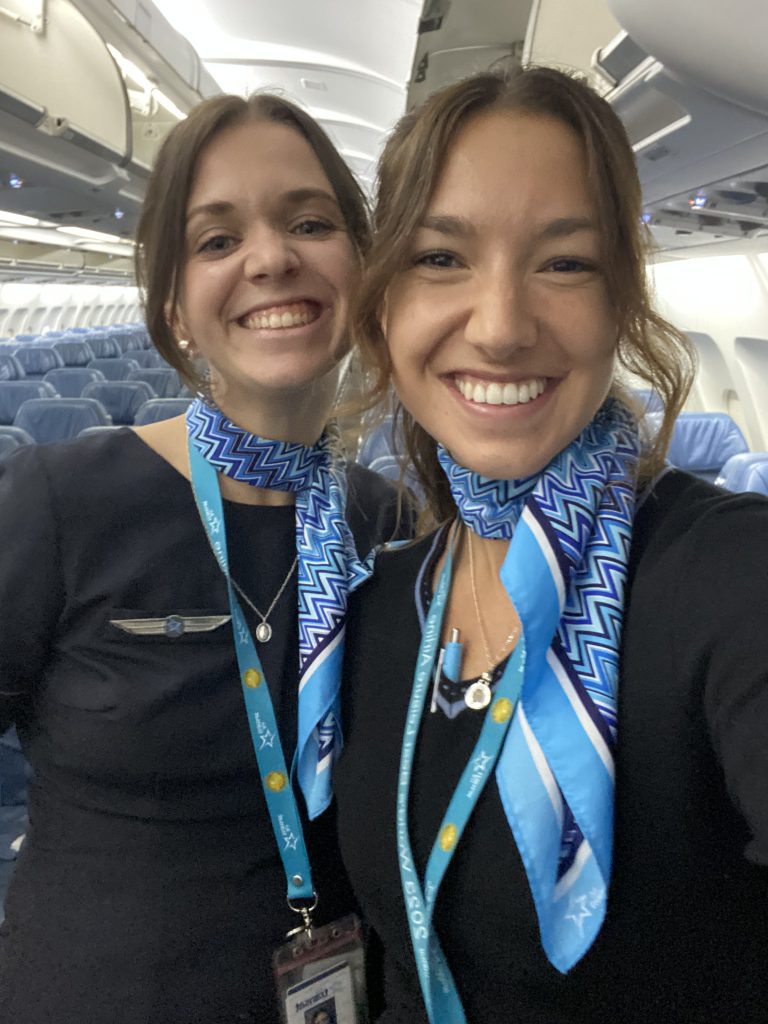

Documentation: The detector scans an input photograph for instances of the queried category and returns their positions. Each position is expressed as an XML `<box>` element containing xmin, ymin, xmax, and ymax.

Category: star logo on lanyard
<box><xmin>283</xmin><ymin>831</ymin><xmax>299</xmax><ymax>852</ymax></box>
<box><xmin>259</xmin><ymin>728</ymin><xmax>276</xmax><ymax>750</ymax></box>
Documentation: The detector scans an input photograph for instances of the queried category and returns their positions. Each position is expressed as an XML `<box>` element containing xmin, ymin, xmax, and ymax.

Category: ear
<box><xmin>166</xmin><ymin>301</ymin><xmax>194</xmax><ymax>355</ymax></box>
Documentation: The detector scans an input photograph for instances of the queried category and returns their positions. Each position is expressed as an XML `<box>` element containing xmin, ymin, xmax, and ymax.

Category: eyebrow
<box><xmin>418</xmin><ymin>214</ymin><xmax>597</xmax><ymax>241</ymax></box>
<box><xmin>186</xmin><ymin>188</ymin><xmax>340</xmax><ymax>225</ymax></box>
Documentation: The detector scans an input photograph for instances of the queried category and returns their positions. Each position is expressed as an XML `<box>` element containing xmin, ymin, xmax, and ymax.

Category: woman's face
<box><xmin>385</xmin><ymin>110</ymin><xmax>618</xmax><ymax>479</ymax></box>
<box><xmin>175</xmin><ymin>118</ymin><xmax>357</xmax><ymax>409</ymax></box>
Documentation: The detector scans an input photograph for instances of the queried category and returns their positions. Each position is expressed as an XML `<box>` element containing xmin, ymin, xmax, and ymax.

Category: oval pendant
<box><xmin>464</xmin><ymin>679</ymin><xmax>492</xmax><ymax>711</ymax></box>
<box><xmin>255</xmin><ymin>622</ymin><xmax>272</xmax><ymax>643</ymax></box>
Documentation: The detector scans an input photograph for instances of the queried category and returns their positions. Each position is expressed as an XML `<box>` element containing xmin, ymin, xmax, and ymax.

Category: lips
<box><xmin>454</xmin><ymin>375</ymin><xmax>547</xmax><ymax>406</ymax></box>
<box><xmin>237</xmin><ymin>300</ymin><xmax>322</xmax><ymax>330</ymax></box>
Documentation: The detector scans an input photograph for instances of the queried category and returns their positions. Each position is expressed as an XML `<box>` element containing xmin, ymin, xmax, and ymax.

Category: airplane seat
<box><xmin>367</xmin><ymin>453</ymin><xmax>424</xmax><ymax>501</ymax></box>
<box><xmin>741</xmin><ymin>461</ymin><xmax>768</xmax><ymax>497</ymax></box>
<box><xmin>111</xmin><ymin>333</ymin><xmax>143</xmax><ymax>354</ymax></box>
<box><xmin>0</xmin><ymin>355</ymin><xmax>26</xmax><ymax>382</ymax></box>
<box><xmin>133</xmin><ymin>398</ymin><xmax>193</xmax><ymax>425</ymax></box>
<box><xmin>715</xmin><ymin>452</ymin><xmax>768</xmax><ymax>491</ymax></box>
<box><xmin>665</xmin><ymin>412</ymin><xmax>749</xmax><ymax>483</ymax></box>
<box><xmin>77</xmin><ymin>426</ymin><xmax>120</xmax><ymax>439</ymax></box>
<box><xmin>43</xmin><ymin>368</ymin><xmax>107</xmax><ymax>398</ymax></box>
<box><xmin>632</xmin><ymin>388</ymin><xmax>664</xmax><ymax>413</ymax></box>
<box><xmin>0</xmin><ymin>382</ymin><xmax>59</xmax><ymax>425</ymax></box>
<box><xmin>87</xmin><ymin>357</ymin><xmax>141</xmax><ymax>381</ymax></box>
<box><xmin>52</xmin><ymin>340</ymin><xmax>96</xmax><ymax>367</ymax></box>
<box><xmin>0</xmin><ymin>434</ymin><xmax>24</xmax><ymax>460</ymax></box>
<box><xmin>0</xmin><ymin>425</ymin><xmax>35</xmax><ymax>448</ymax></box>
<box><xmin>13</xmin><ymin>334</ymin><xmax>39</xmax><ymax>344</ymax></box>
<box><xmin>14</xmin><ymin>398</ymin><xmax>112</xmax><ymax>443</ymax></box>
<box><xmin>127</xmin><ymin>368</ymin><xmax>181</xmax><ymax>398</ymax></box>
<box><xmin>86</xmin><ymin>334</ymin><xmax>123</xmax><ymax>360</ymax></box>
<box><xmin>358</xmin><ymin>415</ymin><xmax>405</xmax><ymax>466</ymax></box>
<box><xmin>12</xmin><ymin>347</ymin><xmax>65</xmax><ymax>379</ymax></box>
<box><xmin>81</xmin><ymin>381</ymin><xmax>156</xmax><ymax>425</ymax></box>
<box><xmin>127</xmin><ymin>349</ymin><xmax>162</xmax><ymax>368</ymax></box>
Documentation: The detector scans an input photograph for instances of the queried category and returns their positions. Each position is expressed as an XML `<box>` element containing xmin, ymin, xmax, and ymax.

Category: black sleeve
<box><xmin>345</xmin><ymin>463</ymin><xmax>416</xmax><ymax>556</ymax></box>
<box><xmin>0</xmin><ymin>446</ymin><xmax>64</xmax><ymax>735</ymax></box>
<box><xmin>684</xmin><ymin>494</ymin><xmax>768</xmax><ymax>866</ymax></box>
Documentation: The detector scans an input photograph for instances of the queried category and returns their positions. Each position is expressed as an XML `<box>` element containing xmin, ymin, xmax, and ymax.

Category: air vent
<box><xmin>300</xmin><ymin>79</ymin><xmax>327</xmax><ymax>92</ymax></box>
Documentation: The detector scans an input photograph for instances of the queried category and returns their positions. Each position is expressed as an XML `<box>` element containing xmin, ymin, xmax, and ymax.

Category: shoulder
<box><xmin>345</xmin><ymin>462</ymin><xmax>416</xmax><ymax>552</ymax></box>
<box><xmin>631</xmin><ymin>468</ymin><xmax>768</xmax><ymax>575</ymax></box>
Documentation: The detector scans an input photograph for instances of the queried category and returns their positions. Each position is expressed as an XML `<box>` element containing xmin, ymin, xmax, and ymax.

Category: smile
<box><xmin>454</xmin><ymin>375</ymin><xmax>547</xmax><ymax>406</ymax></box>
<box><xmin>238</xmin><ymin>300</ymin><xmax>322</xmax><ymax>330</ymax></box>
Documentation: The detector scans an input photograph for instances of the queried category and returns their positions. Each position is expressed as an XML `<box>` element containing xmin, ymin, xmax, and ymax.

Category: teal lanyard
<box><xmin>397</xmin><ymin>529</ymin><xmax>526</xmax><ymax>1023</ymax></box>
<box><xmin>188</xmin><ymin>437</ymin><xmax>314</xmax><ymax>903</ymax></box>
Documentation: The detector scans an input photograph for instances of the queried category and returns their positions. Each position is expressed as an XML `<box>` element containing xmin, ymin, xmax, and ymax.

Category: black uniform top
<box><xmin>0</xmin><ymin>428</ymin><xmax>402</xmax><ymax>1024</ymax></box>
<box><xmin>336</xmin><ymin>470</ymin><xmax>768</xmax><ymax>1024</ymax></box>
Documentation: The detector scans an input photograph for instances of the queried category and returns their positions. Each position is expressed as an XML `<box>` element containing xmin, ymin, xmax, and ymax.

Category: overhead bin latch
<box><xmin>0</xmin><ymin>1</ymin><xmax>45</xmax><ymax>34</ymax></box>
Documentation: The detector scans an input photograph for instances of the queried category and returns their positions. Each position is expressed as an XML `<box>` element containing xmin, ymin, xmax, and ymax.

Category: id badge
<box><xmin>273</xmin><ymin>913</ymin><xmax>368</xmax><ymax>1024</ymax></box>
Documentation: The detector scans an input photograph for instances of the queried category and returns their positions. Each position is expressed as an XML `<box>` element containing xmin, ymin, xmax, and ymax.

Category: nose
<box><xmin>241</xmin><ymin>226</ymin><xmax>300</xmax><ymax>280</ymax></box>
<box><xmin>463</xmin><ymin>267</ymin><xmax>537</xmax><ymax>358</ymax></box>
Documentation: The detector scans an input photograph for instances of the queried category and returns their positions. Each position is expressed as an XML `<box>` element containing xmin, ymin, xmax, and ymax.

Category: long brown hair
<box><xmin>353</xmin><ymin>65</ymin><xmax>695</xmax><ymax>523</ymax></box>
<box><xmin>135</xmin><ymin>93</ymin><xmax>370</xmax><ymax>387</ymax></box>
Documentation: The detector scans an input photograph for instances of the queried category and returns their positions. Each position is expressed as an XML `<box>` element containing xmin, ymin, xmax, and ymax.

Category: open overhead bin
<box><xmin>0</xmin><ymin>0</ymin><xmax>218</xmax><ymax>243</ymax></box>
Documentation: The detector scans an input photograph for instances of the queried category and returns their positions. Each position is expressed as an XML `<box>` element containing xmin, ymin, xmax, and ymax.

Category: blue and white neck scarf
<box><xmin>186</xmin><ymin>398</ymin><xmax>373</xmax><ymax>818</ymax></box>
<box><xmin>437</xmin><ymin>398</ymin><xmax>640</xmax><ymax>972</ymax></box>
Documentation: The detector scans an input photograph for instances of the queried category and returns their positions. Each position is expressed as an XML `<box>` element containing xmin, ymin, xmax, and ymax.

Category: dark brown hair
<box><xmin>135</xmin><ymin>92</ymin><xmax>370</xmax><ymax>386</ymax></box>
<box><xmin>352</xmin><ymin>65</ymin><xmax>696</xmax><ymax>523</ymax></box>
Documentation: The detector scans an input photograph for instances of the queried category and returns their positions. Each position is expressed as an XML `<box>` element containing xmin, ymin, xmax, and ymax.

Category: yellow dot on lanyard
<box><xmin>440</xmin><ymin>824</ymin><xmax>458</xmax><ymax>852</ymax></box>
<box><xmin>265</xmin><ymin>771</ymin><xmax>287</xmax><ymax>792</ymax></box>
<box><xmin>244</xmin><ymin>668</ymin><xmax>262</xmax><ymax>688</ymax></box>
<box><xmin>492</xmin><ymin>698</ymin><xmax>513</xmax><ymax>724</ymax></box>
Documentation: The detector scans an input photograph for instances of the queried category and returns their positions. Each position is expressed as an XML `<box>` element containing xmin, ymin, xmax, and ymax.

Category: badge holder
<box><xmin>274</xmin><ymin>908</ymin><xmax>368</xmax><ymax>1024</ymax></box>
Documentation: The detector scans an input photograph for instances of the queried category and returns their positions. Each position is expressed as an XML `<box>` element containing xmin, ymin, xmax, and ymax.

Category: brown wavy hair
<box><xmin>135</xmin><ymin>93</ymin><xmax>370</xmax><ymax>388</ymax></box>
<box><xmin>352</xmin><ymin>65</ymin><xmax>695</xmax><ymax>523</ymax></box>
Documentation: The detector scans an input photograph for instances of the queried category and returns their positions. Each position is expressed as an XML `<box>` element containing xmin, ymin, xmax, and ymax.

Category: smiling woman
<box><xmin>0</xmin><ymin>93</ymin><xmax>403</xmax><ymax>1024</ymax></box>
<box><xmin>335</xmin><ymin>66</ymin><xmax>768</xmax><ymax>1024</ymax></box>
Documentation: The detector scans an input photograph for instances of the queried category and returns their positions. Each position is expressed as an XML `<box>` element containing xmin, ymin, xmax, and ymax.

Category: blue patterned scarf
<box><xmin>437</xmin><ymin>398</ymin><xmax>639</xmax><ymax>971</ymax></box>
<box><xmin>186</xmin><ymin>398</ymin><xmax>372</xmax><ymax>818</ymax></box>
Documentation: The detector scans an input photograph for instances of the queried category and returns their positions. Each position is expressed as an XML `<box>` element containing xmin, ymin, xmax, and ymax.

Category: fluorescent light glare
<box><xmin>0</xmin><ymin>210</ymin><xmax>39</xmax><ymax>226</ymax></box>
<box><xmin>58</xmin><ymin>226</ymin><xmax>125</xmax><ymax>243</ymax></box>
<box><xmin>154</xmin><ymin>90</ymin><xmax>186</xmax><ymax>121</ymax></box>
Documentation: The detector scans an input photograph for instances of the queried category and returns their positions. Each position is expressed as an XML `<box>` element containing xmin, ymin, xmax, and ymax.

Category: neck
<box><xmin>211</xmin><ymin>371</ymin><xmax>337</xmax><ymax>448</ymax></box>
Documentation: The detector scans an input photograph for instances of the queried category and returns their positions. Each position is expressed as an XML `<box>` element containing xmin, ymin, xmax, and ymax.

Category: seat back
<box><xmin>43</xmin><ymin>368</ymin><xmax>106</xmax><ymax>398</ymax></box>
<box><xmin>358</xmin><ymin>416</ymin><xmax>402</xmax><ymax>466</ymax></box>
<box><xmin>11</xmin><ymin>346</ymin><xmax>64</xmax><ymax>378</ymax></box>
<box><xmin>666</xmin><ymin>412</ymin><xmax>749</xmax><ymax>482</ymax></box>
<box><xmin>742</xmin><ymin>461</ymin><xmax>768</xmax><ymax>496</ymax></box>
<box><xmin>0</xmin><ymin>433</ymin><xmax>23</xmax><ymax>460</ymax></box>
<box><xmin>133</xmin><ymin>397</ymin><xmax>192</xmax><ymax>425</ymax></box>
<box><xmin>81</xmin><ymin>381</ymin><xmax>155</xmax><ymax>424</ymax></box>
<box><xmin>0</xmin><ymin>425</ymin><xmax>34</xmax><ymax>447</ymax></box>
<box><xmin>85</xmin><ymin>333</ymin><xmax>123</xmax><ymax>359</ymax></box>
<box><xmin>127</xmin><ymin>368</ymin><xmax>181</xmax><ymax>398</ymax></box>
<box><xmin>126</xmin><ymin>349</ymin><xmax>161</xmax><ymax>368</ymax></box>
<box><xmin>0</xmin><ymin>381</ymin><xmax>59</xmax><ymax>424</ymax></box>
<box><xmin>52</xmin><ymin>340</ymin><xmax>96</xmax><ymax>367</ymax></box>
<box><xmin>14</xmin><ymin>398</ymin><xmax>111</xmax><ymax>442</ymax></box>
<box><xmin>87</xmin><ymin>357</ymin><xmax>141</xmax><ymax>381</ymax></box>
<box><xmin>0</xmin><ymin>354</ymin><xmax>25</xmax><ymax>381</ymax></box>
<box><xmin>715</xmin><ymin>451</ymin><xmax>768</xmax><ymax>491</ymax></box>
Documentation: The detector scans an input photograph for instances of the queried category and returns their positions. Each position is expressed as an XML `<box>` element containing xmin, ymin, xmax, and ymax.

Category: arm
<box><xmin>694</xmin><ymin>495</ymin><xmax>768</xmax><ymax>865</ymax></box>
<box><xmin>0</xmin><ymin>447</ymin><xmax>64</xmax><ymax>736</ymax></box>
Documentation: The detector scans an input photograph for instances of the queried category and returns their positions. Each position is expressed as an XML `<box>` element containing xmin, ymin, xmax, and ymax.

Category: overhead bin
<box><xmin>0</xmin><ymin>0</ymin><xmax>219</xmax><ymax>248</ymax></box>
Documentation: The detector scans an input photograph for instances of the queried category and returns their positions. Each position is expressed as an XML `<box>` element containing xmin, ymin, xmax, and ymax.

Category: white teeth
<box><xmin>456</xmin><ymin>376</ymin><xmax>545</xmax><ymax>407</ymax></box>
<box><xmin>241</xmin><ymin>305</ymin><xmax>317</xmax><ymax>330</ymax></box>
<box><xmin>503</xmin><ymin>383</ymin><xmax>519</xmax><ymax>405</ymax></box>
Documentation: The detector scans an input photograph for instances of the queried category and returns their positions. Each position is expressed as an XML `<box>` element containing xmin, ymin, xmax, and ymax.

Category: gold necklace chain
<box><xmin>466</xmin><ymin>525</ymin><xmax>519</xmax><ymax>677</ymax></box>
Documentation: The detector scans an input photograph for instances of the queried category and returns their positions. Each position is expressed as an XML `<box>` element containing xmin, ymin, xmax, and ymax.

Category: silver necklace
<box><xmin>230</xmin><ymin>554</ymin><xmax>298</xmax><ymax>643</ymax></box>
<box><xmin>465</xmin><ymin>526</ymin><xmax>519</xmax><ymax>710</ymax></box>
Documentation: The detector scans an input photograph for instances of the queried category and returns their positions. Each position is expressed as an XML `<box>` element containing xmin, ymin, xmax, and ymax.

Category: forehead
<box><xmin>187</xmin><ymin>118</ymin><xmax>332</xmax><ymax>207</ymax></box>
<box><xmin>428</xmin><ymin>110</ymin><xmax>594</xmax><ymax>220</ymax></box>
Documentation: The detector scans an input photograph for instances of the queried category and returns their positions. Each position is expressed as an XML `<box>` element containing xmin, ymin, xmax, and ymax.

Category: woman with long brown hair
<box><xmin>0</xmin><ymin>93</ymin><xmax>399</xmax><ymax>1023</ymax></box>
<box><xmin>335</xmin><ymin>66</ymin><xmax>768</xmax><ymax>1023</ymax></box>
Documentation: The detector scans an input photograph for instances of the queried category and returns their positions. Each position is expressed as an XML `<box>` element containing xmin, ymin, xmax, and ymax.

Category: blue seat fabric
<box><xmin>81</xmin><ymin>381</ymin><xmax>155</xmax><ymax>425</ymax></box>
<box><xmin>132</xmin><ymin>398</ymin><xmax>192</xmax><ymax>425</ymax></box>
<box><xmin>11</xmin><ymin>347</ymin><xmax>64</xmax><ymax>378</ymax></box>
<box><xmin>87</xmin><ymin>358</ymin><xmax>141</xmax><ymax>382</ymax></box>
<box><xmin>43</xmin><ymin>368</ymin><xmax>106</xmax><ymax>398</ymax></box>
<box><xmin>14</xmin><ymin>398</ymin><xmax>111</xmax><ymax>442</ymax></box>
<box><xmin>665</xmin><ymin>412</ymin><xmax>749</xmax><ymax>482</ymax></box>
<box><xmin>0</xmin><ymin>382</ymin><xmax>59</xmax><ymax>424</ymax></box>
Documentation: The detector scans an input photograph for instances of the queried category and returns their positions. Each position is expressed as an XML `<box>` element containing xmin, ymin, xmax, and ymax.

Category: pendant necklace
<box><xmin>230</xmin><ymin>554</ymin><xmax>298</xmax><ymax>643</ymax></box>
<box><xmin>464</xmin><ymin>525</ymin><xmax>519</xmax><ymax>710</ymax></box>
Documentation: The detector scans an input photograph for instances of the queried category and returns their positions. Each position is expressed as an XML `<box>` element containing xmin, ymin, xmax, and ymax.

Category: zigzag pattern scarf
<box><xmin>437</xmin><ymin>398</ymin><xmax>639</xmax><ymax>971</ymax></box>
<box><xmin>186</xmin><ymin>398</ymin><xmax>372</xmax><ymax>818</ymax></box>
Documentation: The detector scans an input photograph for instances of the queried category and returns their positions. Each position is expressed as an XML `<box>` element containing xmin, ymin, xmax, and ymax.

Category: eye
<box><xmin>291</xmin><ymin>218</ymin><xmax>335</xmax><ymax>237</ymax></box>
<box><xmin>196</xmin><ymin>233</ymin><xmax>236</xmax><ymax>255</ymax></box>
<box><xmin>412</xmin><ymin>250</ymin><xmax>463</xmax><ymax>270</ymax></box>
<box><xmin>546</xmin><ymin>257</ymin><xmax>597</xmax><ymax>274</ymax></box>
